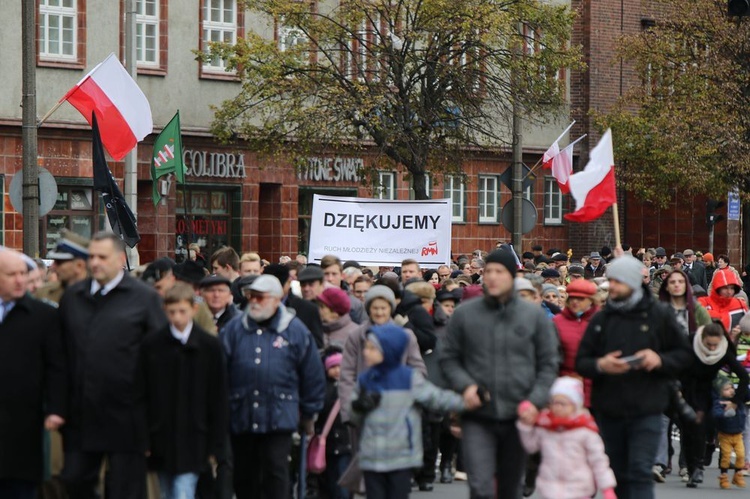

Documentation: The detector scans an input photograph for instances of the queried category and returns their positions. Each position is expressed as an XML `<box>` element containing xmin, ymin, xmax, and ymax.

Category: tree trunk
<box><xmin>411</xmin><ymin>170</ymin><xmax>429</xmax><ymax>200</ymax></box>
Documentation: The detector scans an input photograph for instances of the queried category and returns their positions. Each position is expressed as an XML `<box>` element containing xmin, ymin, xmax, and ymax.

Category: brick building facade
<box><xmin>568</xmin><ymin>0</ymin><xmax>738</xmax><ymax>261</ymax></box>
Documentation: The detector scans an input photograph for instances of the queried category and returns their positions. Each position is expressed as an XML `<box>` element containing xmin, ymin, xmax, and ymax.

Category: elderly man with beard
<box><xmin>220</xmin><ymin>274</ymin><xmax>325</xmax><ymax>499</ymax></box>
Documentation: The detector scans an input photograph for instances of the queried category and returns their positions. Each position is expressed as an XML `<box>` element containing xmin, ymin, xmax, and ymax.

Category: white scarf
<box><xmin>693</xmin><ymin>326</ymin><xmax>728</xmax><ymax>365</ymax></box>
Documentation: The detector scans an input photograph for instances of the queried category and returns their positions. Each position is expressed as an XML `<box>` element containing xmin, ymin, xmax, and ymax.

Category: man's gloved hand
<box><xmin>352</xmin><ymin>390</ymin><xmax>382</xmax><ymax>414</ymax></box>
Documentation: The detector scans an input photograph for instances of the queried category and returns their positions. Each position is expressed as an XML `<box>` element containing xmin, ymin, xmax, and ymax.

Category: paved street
<box><xmin>426</xmin><ymin>452</ymin><xmax>747</xmax><ymax>498</ymax></box>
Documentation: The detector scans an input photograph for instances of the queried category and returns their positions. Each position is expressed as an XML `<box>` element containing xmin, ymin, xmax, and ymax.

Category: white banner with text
<box><xmin>308</xmin><ymin>195</ymin><xmax>452</xmax><ymax>267</ymax></box>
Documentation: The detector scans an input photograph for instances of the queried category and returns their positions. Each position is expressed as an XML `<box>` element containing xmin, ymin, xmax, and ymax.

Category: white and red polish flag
<box><xmin>62</xmin><ymin>53</ymin><xmax>153</xmax><ymax>160</ymax></box>
<box><xmin>564</xmin><ymin>129</ymin><xmax>617</xmax><ymax>223</ymax></box>
<box><xmin>550</xmin><ymin>135</ymin><xmax>585</xmax><ymax>194</ymax></box>
<box><xmin>542</xmin><ymin>121</ymin><xmax>575</xmax><ymax>169</ymax></box>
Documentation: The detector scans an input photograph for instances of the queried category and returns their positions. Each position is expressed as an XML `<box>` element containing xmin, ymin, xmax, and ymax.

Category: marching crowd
<box><xmin>3</xmin><ymin>233</ymin><xmax>750</xmax><ymax>499</ymax></box>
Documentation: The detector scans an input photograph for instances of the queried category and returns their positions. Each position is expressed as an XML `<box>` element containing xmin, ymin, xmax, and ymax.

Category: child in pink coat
<box><xmin>517</xmin><ymin>377</ymin><xmax>617</xmax><ymax>499</ymax></box>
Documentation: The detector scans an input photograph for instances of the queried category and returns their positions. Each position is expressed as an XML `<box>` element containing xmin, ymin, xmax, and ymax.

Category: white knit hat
<box><xmin>550</xmin><ymin>376</ymin><xmax>584</xmax><ymax>409</ymax></box>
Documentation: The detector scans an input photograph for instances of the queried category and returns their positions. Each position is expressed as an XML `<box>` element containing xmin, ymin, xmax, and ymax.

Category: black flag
<box><xmin>92</xmin><ymin>113</ymin><xmax>141</xmax><ymax>248</ymax></box>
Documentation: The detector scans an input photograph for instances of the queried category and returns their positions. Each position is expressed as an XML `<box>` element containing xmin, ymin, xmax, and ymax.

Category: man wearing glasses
<box><xmin>222</xmin><ymin>275</ymin><xmax>325</xmax><ymax>499</ymax></box>
<box><xmin>437</xmin><ymin>264</ymin><xmax>453</xmax><ymax>282</ymax></box>
<box><xmin>651</xmin><ymin>247</ymin><xmax>669</xmax><ymax>272</ymax></box>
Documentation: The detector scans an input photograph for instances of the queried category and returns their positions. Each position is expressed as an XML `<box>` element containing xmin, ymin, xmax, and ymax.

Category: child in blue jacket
<box><xmin>713</xmin><ymin>375</ymin><xmax>747</xmax><ymax>489</ymax></box>
<box><xmin>348</xmin><ymin>324</ymin><xmax>470</xmax><ymax>499</ymax></box>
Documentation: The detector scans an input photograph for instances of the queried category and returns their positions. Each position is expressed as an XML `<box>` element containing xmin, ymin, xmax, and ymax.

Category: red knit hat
<box><xmin>316</xmin><ymin>287</ymin><xmax>351</xmax><ymax>315</ymax></box>
<box><xmin>566</xmin><ymin>279</ymin><xmax>597</xmax><ymax>298</ymax></box>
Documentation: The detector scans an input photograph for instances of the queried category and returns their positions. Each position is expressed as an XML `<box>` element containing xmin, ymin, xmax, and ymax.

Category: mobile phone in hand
<box><xmin>620</xmin><ymin>355</ymin><xmax>643</xmax><ymax>367</ymax></box>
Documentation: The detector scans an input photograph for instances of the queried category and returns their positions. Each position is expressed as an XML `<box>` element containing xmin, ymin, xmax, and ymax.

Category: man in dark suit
<box><xmin>59</xmin><ymin>233</ymin><xmax>167</xmax><ymax>499</ymax></box>
<box><xmin>0</xmin><ymin>250</ymin><xmax>67</xmax><ymax>498</ymax></box>
<box><xmin>263</xmin><ymin>264</ymin><xmax>324</xmax><ymax>348</ymax></box>
<box><xmin>683</xmin><ymin>249</ymin><xmax>708</xmax><ymax>289</ymax></box>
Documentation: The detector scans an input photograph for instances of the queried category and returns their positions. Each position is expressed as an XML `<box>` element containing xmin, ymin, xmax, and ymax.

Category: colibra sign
<box><xmin>298</xmin><ymin>157</ymin><xmax>363</xmax><ymax>182</ymax></box>
<box><xmin>183</xmin><ymin>149</ymin><xmax>247</xmax><ymax>179</ymax></box>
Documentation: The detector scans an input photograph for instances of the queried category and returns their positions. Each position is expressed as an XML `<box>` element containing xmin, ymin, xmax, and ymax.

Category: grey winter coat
<box><xmin>440</xmin><ymin>293</ymin><xmax>559</xmax><ymax>421</ymax></box>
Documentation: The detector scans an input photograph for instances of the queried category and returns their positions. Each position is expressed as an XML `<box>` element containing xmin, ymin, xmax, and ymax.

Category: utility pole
<box><xmin>22</xmin><ymin>0</ymin><xmax>39</xmax><ymax>256</ymax></box>
<box><xmin>511</xmin><ymin>21</ymin><xmax>524</xmax><ymax>250</ymax></box>
<box><xmin>124</xmin><ymin>0</ymin><xmax>140</xmax><ymax>265</ymax></box>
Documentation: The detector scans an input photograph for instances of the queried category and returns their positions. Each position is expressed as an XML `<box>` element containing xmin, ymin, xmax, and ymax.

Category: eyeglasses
<box><xmin>248</xmin><ymin>292</ymin><xmax>273</xmax><ymax>302</ymax></box>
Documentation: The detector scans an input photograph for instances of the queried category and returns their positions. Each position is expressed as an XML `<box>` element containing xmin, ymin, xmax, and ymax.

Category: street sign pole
<box><xmin>22</xmin><ymin>0</ymin><xmax>39</xmax><ymax>255</ymax></box>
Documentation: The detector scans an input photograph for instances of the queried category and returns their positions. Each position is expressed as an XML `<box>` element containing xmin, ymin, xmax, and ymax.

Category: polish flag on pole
<box><xmin>564</xmin><ymin>129</ymin><xmax>617</xmax><ymax>223</ymax></box>
<box><xmin>61</xmin><ymin>53</ymin><xmax>152</xmax><ymax>160</ymax></box>
<box><xmin>551</xmin><ymin>135</ymin><xmax>586</xmax><ymax>194</ymax></box>
<box><xmin>551</xmin><ymin>144</ymin><xmax>573</xmax><ymax>193</ymax></box>
<box><xmin>542</xmin><ymin>121</ymin><xmax>575</xmax><ymax>169</ymax></box>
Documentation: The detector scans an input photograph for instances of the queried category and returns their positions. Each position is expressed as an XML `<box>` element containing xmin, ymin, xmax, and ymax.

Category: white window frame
<box><xmin>376</xmin><ymin>172</ymin><xmax>396</xmax><ymax>200</ymax></box>
<box><xmin>136</xmin><ymin>0</ymin><xmax>159</xmax><ymax>67</ymax></box>
<box><xmin>39</xmin><ymin>0</ymin><xmax>77</xmax><ymax>61</ymax></box>
<box><xmin>202</xmin><ymin>0</ymin><xmax>237</xmax><ymax>72</ymax></box>
<box><xmin>478</xmin><ymin>175</ymin><xmax>500</xmax><ymax>223</ymax></box>
<box><xmin>445</xmin><ymin>176</ymin><xmax>465</xmax><ymax>223</ymax></box>
<box><xmin>544</xmin><ymin>177</ymin><xmax>563</xmax><ymax>224</ymax></box>
<box><xmin>278</xmin><ymin>23</ymin><xmax>308</xmax><ymax>54</ymax></box>
<box><xmin>409</xmin><ymin>174</ymin><xmax>431</xmax><ymax>200</ymax></box>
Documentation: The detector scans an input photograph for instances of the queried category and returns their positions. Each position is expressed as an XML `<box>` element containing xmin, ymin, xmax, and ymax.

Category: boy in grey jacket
<box><xmin>348</xmin><ymin>324</ymin><xmax>468</xmax><ymax>499</ymax></box>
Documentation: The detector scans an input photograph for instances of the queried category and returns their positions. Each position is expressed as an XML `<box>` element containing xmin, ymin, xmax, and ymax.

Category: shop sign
<box><xmin>176</xmin><ymin>218</ymin><xmax>228</xmax><ymax>236</ymax></box>
<box><xmin>183</xmin><ymin>149</ymin><xmax>247</xmax><ymax>179</ymax></box>
<box><xmin>298</xmin><ymin>157</ymin><xmax>363</xmax><ymax>182</ymax></box>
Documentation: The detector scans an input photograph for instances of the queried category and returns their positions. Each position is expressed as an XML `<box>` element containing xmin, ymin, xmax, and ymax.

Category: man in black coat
<box><xmin>59</xmin><ymin>233</ymin><xmax>168</xmax><ymax>499</ymax></box>
<box><xmin>683</xmin><ymin>249</ymin><xmax>708</xmax><ymax>290</ymax></box>
<box><xmin>576</xmin><ymin>256</ymin><xmax>692</xmax><ymax>499</ymax></box>
<box><xmin>0</xmin><ymin>250</ymin><xmax>67</xmax><ymax>498</ymax></box>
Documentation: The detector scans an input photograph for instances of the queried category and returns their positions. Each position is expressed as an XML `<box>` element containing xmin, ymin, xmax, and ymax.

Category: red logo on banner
<box><xmin>421</xmin><ymin>241</ymin><xmax>438</xmax><ymax>257</ymax></box>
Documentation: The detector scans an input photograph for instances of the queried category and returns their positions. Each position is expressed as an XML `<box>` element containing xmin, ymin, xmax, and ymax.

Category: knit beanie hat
<box><xmin>605</xmin><ymin>256</ymin><xmax>644</xmax><ymax>291</ymax></box>
<box><xmin>317</xmin><ymin>287</ymin><xmax>351</xmax><ymax>316</ymax></box>
<box><xmin>550</xmin><ymin>376</ymin><xmax>584</xmax><ymax>409</ymax></box>
<box><xmin>713</xmin><ymin>374</ymin><xmax>732</xmax><ymax>395</ymax></box>
<box><xmin>484</xmin><ymin>249</ymin><xmax>518</xmax><ymax>277</ymax></box>
<box><xmin>324</xmin><ymin>353</ymin><xmax>343</xmax><ymax>371</ymax></box>
<box><xmin>364</xmin><ymin>284</ymin><xmax>397</xmax><ymax>313</ymax></box>
<box><xmin>542</xmin><ymin>283</ymin><xmax>560</xmax><ymax>297</ymax></box>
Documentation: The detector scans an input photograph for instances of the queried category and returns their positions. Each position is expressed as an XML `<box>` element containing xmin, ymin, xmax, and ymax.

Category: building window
<box><xmin>176</xmin><ymin>188</ymin><xmax>233</xmax><ymax>262</ymax></box>
<box><xmin>136</xmin><ymin>0</ymin><xmax>159</xmax><ymax>67</ymax></box>
<box><xmin>44</xmin><ymin>186</ymin><xmax>104</xmax><ymax>253</ymax></box>
<box><xmin>408</xmin><ymin>174</ymin><xmax>431</xmax><ymax>200</ymax></box>
<box><xmin>478</xmin><ymin>175</ymin><xmax>500</xmax><ymax>223</ymax></box>
<box><xmin>201</xmin><ymin>0</ymin><xmax>238</xmax><ymax>73</ymax></box>
<box><xmin>39</xmin><ymin>0</ymin><xmax>77</xmax><ymax>62</ymax></box>
<box><xmin>278</xmin><ymin>23</ymin><xmax>307</xmax><ymax>53</ymax></box>
<box><xmin>445</xmin><ymin>176</ymin><xmax>465</xmax><ymax>223</ymax></box>
<box><xmin>376</xmin><ymin>172</ymin><xmax>396</xmax><ymax>200</ymax></box>
<box><xmin>544</xmin><ymin>177</ymin><xmax>563</xmax><ymax>224</ymax></box>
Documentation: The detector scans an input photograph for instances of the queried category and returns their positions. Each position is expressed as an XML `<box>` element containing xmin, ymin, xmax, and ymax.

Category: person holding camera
<box><xmin>576</xmin><ymin>256</ymin><xmax>692</xmax><ymax>499</ymax></box>
<box><xmin>679</xmin><ymin>322</ymin><xmax>748</xmax><ymax>488</ymax></box>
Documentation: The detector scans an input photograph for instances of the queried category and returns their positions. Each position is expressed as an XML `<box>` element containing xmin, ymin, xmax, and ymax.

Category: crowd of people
<box><xmin>3</xmin><ymin>233</ymin><xmax>750</xmax><ymax>499</ymax></box>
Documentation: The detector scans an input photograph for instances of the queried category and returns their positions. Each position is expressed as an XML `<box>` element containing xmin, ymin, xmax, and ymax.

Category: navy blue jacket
<box><xmin>713</xmin><ymin>395</ymin><xmax>747</xmax><ymax>434</ymax></box>
<box><xmin>220</xmin><ymin>305</ymin><xmax>325</xmax><ymax>435</ymax></box>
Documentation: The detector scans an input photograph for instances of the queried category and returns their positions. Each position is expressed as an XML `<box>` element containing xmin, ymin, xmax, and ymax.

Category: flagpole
<box><xmin>37</xmin><ymin>100</ymin><xmax>65</xmax><ymax>127</ymax></box>
<box><xmin>612</xmin><ymin>202</ymin><xmax>622</xmax><ymax>249</ymax></box>
<box><xmin>182</xmin><ymin>178</ymin><xmax>193</xmax><ymax>261</ymax></box>
<box><xmin>524</xmin><ymin>134</ymin><xmax>587</xmax><ymax>181</ymax></box>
